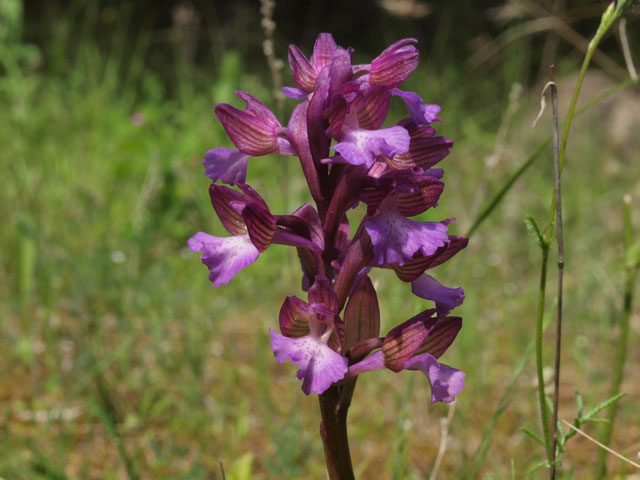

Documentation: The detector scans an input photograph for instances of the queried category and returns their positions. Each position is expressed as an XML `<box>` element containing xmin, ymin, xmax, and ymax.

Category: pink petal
<box><xmin>204</xmin><ymin>148</ymin><xmax>249</xmax><ymax>185</ymax></box>
<box><xmin>364</xmin><ymin>201</ymin><xmax>449</xmax><ymax>265</ymax></box>
<box><xmin>411</xmin><ymin>274</ymin><xmax>464</xmax><ymax>314</ymax></box>
<box><xmin>270</xmin><ymin>329</ymin><xmax>348</xmax><ymax>395</ymax></box>
<box><xmin>404</xmin><ymin>354</ymin><xmax>465</xmax><ymax>403</ymax></box>
<box><xmin>214</xmin><ymin>92</ymin><xmax>281</xmax><ymax>156</ymax></box>
<box><xmin>187</xmin><ymin>232</ymin><xmax>259</xmax><ymax>287</ymax></box>
<box><xmin>332</xmin><ymin>125</ymin><xmax>410</xmax><ymax>169</ymax></box>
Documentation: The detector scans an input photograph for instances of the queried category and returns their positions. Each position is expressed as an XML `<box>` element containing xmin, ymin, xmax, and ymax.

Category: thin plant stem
<box><xmin>429</xmin><ymin>402</ymin><xmax>456</xmax><ymax>480</ymax></box>
<box><xmin>618</xmin><ymin>18</ymin><xmax>638</xmax><ymax>81</ymax></box>
<box><xmin>260</xmin><ymin>0</ymin><xmax>290</xmax><ymax>214</ymax></box>
<box><xmin>535</xmin><ymin>243</ymin><xmax>553</xmax><ymax>463</ymax></box>
<box><xmin>545</xmin><ymin>0</ymin><xmax>629</xmax><ymax>237</ymax></box>
<box><xmin>595</xmin><ymin>195</ymin><xmax>638</xmax><ymax>479</ymax></box>
<box><xmin>466</xmin><ymin>74</ymin><xmax>637</xmax><ymax>240</ymax></box>
<box><xmin>319</xmin><ymin>384</ymin><xmax>356</xmax><ymax>480</ymax></box>
<box><xmin>548</xmin><ymin>69</ymin><xmax>564</xmax><ymax>480</ymax></box>
<box><xmin>539</xmin><ymin>3</ymin><xmax>632</xmax><ymax>475</ymax></box>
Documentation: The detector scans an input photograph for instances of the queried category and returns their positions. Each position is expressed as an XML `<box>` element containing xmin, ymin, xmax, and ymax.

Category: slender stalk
<box><xmin>595</xmin><ymin>196</ymin><xmax>638</xmax><ymax>479</ymax></box>
<box><xmin>466</xmin><ymin>73</ymin><xmax>637</xmax><ymax>239</ymax></box>
<box><xmin>545</xmin><ymin>0</ymin><xmax>629</xmax><ymax>237</ymax></box>
<box><xmin>618</xmin><ymin>18</ymin><xmax>638</xmax><ymax>81</ymax></box>
<box><xmin>535</xmin><ymin>243</ymin><xmax>553</xmax><ymax>463</ymax></box>
<box><xmin>548</xmin><ymin>72</ymin><xmax>564</xmax><ymax>480</ymax></box>
<box><xmin>259</xmin><ymin>0</ymin><xmax>290</xmax><ymax>216</ymax></box>
<box><xmin>319</xmin><ymin>384</ymin><xmax>356</xmax><ymax>480</ymax></box>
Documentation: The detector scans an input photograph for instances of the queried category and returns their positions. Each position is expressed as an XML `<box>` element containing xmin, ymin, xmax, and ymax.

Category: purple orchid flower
<box><xmin>270</xmin><ymin>277</ymin><xmax>348</xmax><ymax>395</ymax></box>
<box><xmin>346</xmin><ymin>311</ymin><xmax>465</xmax><ymax>403</ymax></box>
<box><xmin>329</xmin><ymin>88</ymin><xmax>411</xmax><ymax>169</ymax></box>
<box><xmin>190</xmin><ymin>32</ymin><xmax>467</xmax><ymax>425</ymax></box>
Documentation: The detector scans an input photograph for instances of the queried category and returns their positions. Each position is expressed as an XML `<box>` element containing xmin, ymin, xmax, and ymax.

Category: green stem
<box><xmin>535</xmin><ymin>244</ymin><xmax>553</xmax><ymax>463</ymax></box>
<box><xmin>545</xmin><ymin>1</ymin><xmax>628</xmax><ymax>238</ymax></box>
<box><xmin>466</xmin><ymin>75</ymin><xmax>637</xmax><ymax>240</ymax></box>
<box><xmin>595</xmin><ymin>199</ymin><xmax>638</xmax><ymax>478</ymax></box>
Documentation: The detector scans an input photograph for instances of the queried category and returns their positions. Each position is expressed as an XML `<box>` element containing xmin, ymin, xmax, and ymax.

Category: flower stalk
<box><xmin>545</xmin><ymin>0</ymin><xmax>631</xmax><ymax>238</ymax></box>
<box><xmin>319</xmin><ymin>384</ymin><xmax>356</xmax><ymax>480</ymax></box>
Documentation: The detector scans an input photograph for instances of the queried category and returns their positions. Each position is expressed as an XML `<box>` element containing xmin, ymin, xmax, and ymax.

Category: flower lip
<box><xmin>270</xmin><ymin>328</ymin><xmax>348</xmax><ymax>395</ymax></box>
<box><xmin>187</xmin><ymin>232</ymin><xmax>260</xmax><ymax>287</ymax></box>
<box><xmin>364</xmin><ymin>196</ymin><xmax>450</xmax><ymax>266</ymax></box>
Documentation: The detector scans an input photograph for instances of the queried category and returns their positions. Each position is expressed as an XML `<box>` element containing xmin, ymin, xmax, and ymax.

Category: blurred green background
<box><xmin>1</xmin><ymin>0</ymin><xmax>639</xmax><ymax>478</ymax></box>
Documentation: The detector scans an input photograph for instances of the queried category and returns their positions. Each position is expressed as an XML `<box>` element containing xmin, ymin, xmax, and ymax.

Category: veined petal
<box><xmin>270</xmin><ymin>329</ymin><xmax>348</xmax><ymax>395</ymax></box>
<box><xmin>394</xmin><ymin>178</ymin><xmax>445</xmax><ymax>217</ymax></box>
<box><xmin>355</xmin><ymin>87</ymin><xmax>391</xmax><ymax>130</ymax></box>
<box><xmin>241</xmin><ymin>203</ymin><xmax>276</xmax><ymax>252</ymax></box>
<box><xmin>328</xmin><ymin>46</ymin><xmax>353</xmax><ymax>94</ymax></box>
<box><xmin>345</xmin><ymin>348</ymin><xmax>465</xmax><ymax>403</ymax></box>
<box><xmin>392</xmin><ymin>89</ymin><xmax>441</xmax><ymax>125</ymax></box>
<box><xmin>204</xmin><ymin>148</ymin><xmax>249</xmax><ymax>185</ymax></box>
<box><xmin>187</xmin><ymin>232</ymin><xmax>259</xmax><ymax>287</ymax></box>
<box><xmin>392</xmin><ymin>236</ymin><xmax>469</xmax><ymax>281</ymax></box>
<box><xmin>370</xmin><ymin>39</ymin><xmax>418</xmax><ymax>88</ymax></box>
<box><xmin>404</xmin><ymin>354</ymin><xmax>465</xmax><ymax>403</ymax></box>
<box><xmin>214</xmin><ymin>92</ymin><xmax>281</xmax><ymax>156</ymax></box>
<box><xmin>279</xmin><ymin>296</ymin><xmax>312</xmax><ymax>337</ymax></box>
<box><xmin>209</xmin><ymin>184</ymin><xmax>248</xmax><ymax>236</ymax></box>
<box><xmin>308</xmin><ymin>275</ymin><xmax>338</xmax><ymax>313</ymax></box>
<box><xmin>364</xmin><ymin>200</ymin><xmax>449</xmax><ymax>265</ymax></box>
<box><xmin>332</xmin><ymin>126</ymin><xmax>410</xmax><ymax>169</ymax></box>
<box><xmin>388</xmin><ymin>136</ymin><xmax>453</xmax><ymax>171</ymax></box>
<box><xmin>382</xmin><ymin>309</ymin><xmax>437</xmax><ymax>371</ymax></box>
<box><xmin>415</xmin><ymin>316</ymin><xmax>462</xmax><ymax>359</ymax></box>
<box><xmin>310</xmin><ymin>33</ymin><xmax>337</xmax><ymax>71</ymax></box>
<box><xmin>288</xmin><ymin>44</ymin><xmax>316</xmax><ymax>92</ymax></box>
<box><xmin>411</xmin><ymin>274</ymin><xmax>464</xmax><ymax>314</ymax></box>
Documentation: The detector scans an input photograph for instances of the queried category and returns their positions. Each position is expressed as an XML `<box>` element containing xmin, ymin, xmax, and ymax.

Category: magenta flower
<box><xmin>363</xmin><ymin>175</ymin><xmax>450</xmax><ymax>266</ymax></box>
<box><xmin>270</xmin><ymin>277</ymin><xmax>348</xmax><ymax>395</ymax></box>
<box><xmin>346</xmin><ymin>311</ymin><xmax>465</xmax><ymax>403</ymax></box>
<box><xmin>189</xmin><ymin>32</ymin><xmax>468</xmax><ymax>478</ymax></box>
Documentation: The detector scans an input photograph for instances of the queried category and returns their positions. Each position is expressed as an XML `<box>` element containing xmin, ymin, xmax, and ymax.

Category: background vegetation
<box><xmin>1</xmin><ymin>0</ymin><xmax>639</xmax><ymax>478</ymax></box>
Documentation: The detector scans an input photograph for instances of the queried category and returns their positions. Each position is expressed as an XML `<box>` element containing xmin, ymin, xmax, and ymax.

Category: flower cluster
<box><xmin>190</xmin><ymin>34</ymin><xmax>467</xmax><ymax>403</ymax></box>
